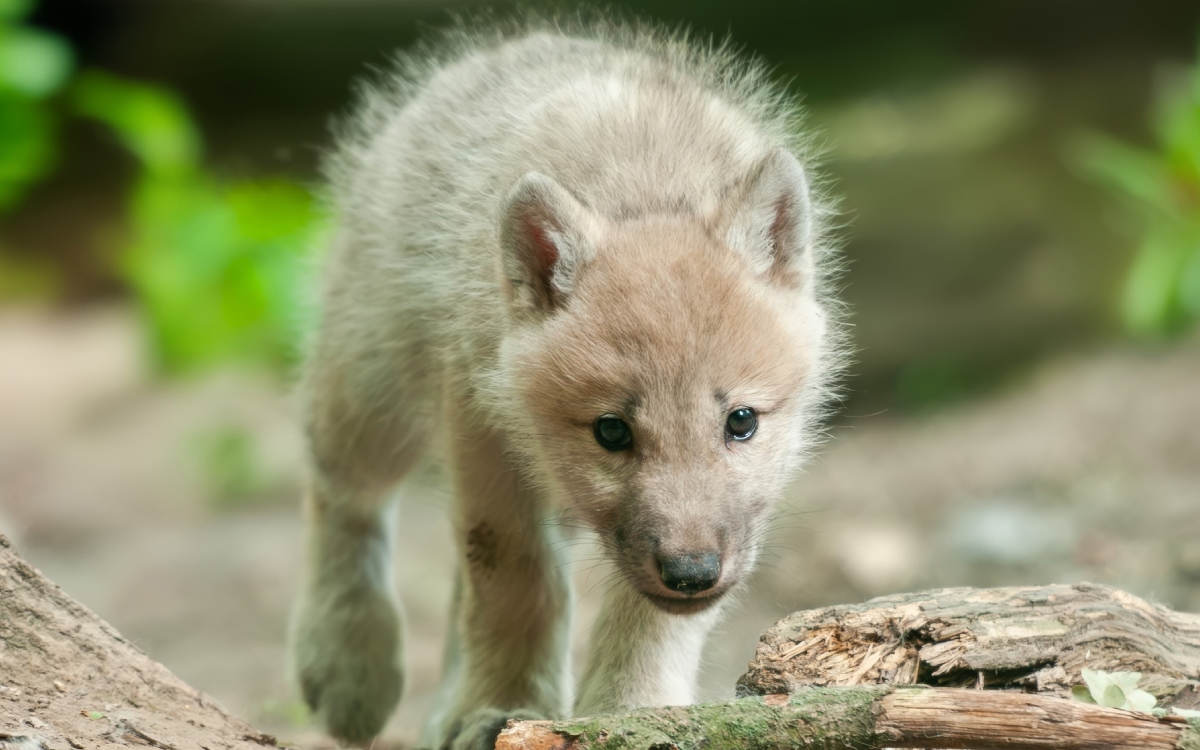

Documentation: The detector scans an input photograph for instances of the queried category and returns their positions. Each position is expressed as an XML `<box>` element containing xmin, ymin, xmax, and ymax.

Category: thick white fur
<box><xmin>291</xmin><ymin>17</ymin><xmax>842</xmax><ymax>750</ymax></box>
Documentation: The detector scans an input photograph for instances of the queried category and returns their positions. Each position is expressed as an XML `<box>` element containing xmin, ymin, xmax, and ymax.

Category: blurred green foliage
<box><xmin>74</xmin><ymin>72</ymin><xmax>324</xmax><ymax>373</ymax></box>
<box><xmin>0</xmin><ymin>0</ymin><xmax>71</xmax><ymax>210</ymax></box>
<box><xmin>0</xmin><ymin>1</ymin><xmax>324</xmax><ymax>375</ymax></box>
<box><xmin>895</xmin><ymin>354</ymin><xmax>993</xmax><ymax>412</ymax></box>
<box><xmin>1074</xmin><ymin>40</ymin><xmax>1200</xmax><ymax>337</ymax></box>
<box><xmin>0</xmin><ymin>0</ymin><xmax>71</xmax><ymax>298</ymax></box>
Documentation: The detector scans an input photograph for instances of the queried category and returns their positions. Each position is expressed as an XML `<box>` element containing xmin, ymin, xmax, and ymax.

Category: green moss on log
<box><xmin>1178</xmin><ymin>718</ymin><xmax>1200</xmax><ymax>750</ymax></box>
<box><xmin>551</xmin><ymin>686</ymin><xmax>894</xmax><ymax>750</ymax></box>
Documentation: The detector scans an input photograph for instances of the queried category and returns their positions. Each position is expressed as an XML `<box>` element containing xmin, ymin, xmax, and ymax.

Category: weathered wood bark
<box><xmin>738</xmin><ymin>583</ymin><xmax>1200</xmax><ymax>707</ymax></box>
<box><xmin>497</xmin><ymin>686</ymin><xmax>1200</xmax><ymax>750</ymax></box>
<box><xmin>0</xmin><ymin>533</ymin><xmax>282</xmax><ymax>750</ymax></box>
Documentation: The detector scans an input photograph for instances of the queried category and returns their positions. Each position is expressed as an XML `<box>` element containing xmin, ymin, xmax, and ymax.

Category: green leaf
<box><xmin>1127</xmin><ymin>689</ymin><xmax>1157</xmax><ymax>714</ymax></box>
<box><xmin>226</xmin><ymin>180</ymin><xmax>317</xmax><ymax>242</ymax></box>
<box><xmin>117</xmin><ymin>171</ymin><xmax>324</xmax><ymax>374</ymax></box>
<box><xmin>1075</xmin><ymin>669</ymin><xmax>1157</xmax><ymax>714</ymax></box>
<box><xmin>72</xmin><ymin>70</ymin><xmax>200</xmax><ymax>175</ymax></box>
<box><xmin>1070</xmin><ymin>42</ymin><xmax>1200</xmax><ymax>337</ymax></box>
<box><xmin>1110</xmin><ymin>671</ymin><xmax>1143</xmax><ymax>694</ymax></box>
<box><xmin>0</xmin><ymin>27</ymin><xmax>74</xmax><ymax>97</ymax></box>
<box><xmin>1179</xmin><ymin>243</ymin><xmax>1200</xmax><ymax>317</ymax></box>
<box><xmin>1081</xmin><ymin>668</ymin><xmax>1109</xmax><ymax>703</ymax></box>
<box><xmin>1155</xmin><ymin>71</ymin><xmax>1200</xmax><ymax>187</ymax></box>
<box><xmin>1069</xmin><ymin>133</ymin><xmax>1172</xmax><ymax>212</ymax></box>
<box><xmin>1101</xmin><ymin>683</ymin><xmax>1127</xmax><ymax>708</ymax></box>
<box><xmin>0</xmin><ymin>90</ymin><xmax>58</xmax><ymax>211</ymax></box>
<box><xmin>0</xmin><ymin>0</ymin><xmax>34</xmax><ymax>22</ymax></box>
<box><xmin>1121</xmin><ymin>234</ymin><xmax>1191</xmax><ymax>335</ymax></box>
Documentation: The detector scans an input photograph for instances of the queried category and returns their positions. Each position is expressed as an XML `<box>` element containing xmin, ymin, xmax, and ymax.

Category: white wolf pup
<box><xmin>291</xmin><ymin>19</ymin><xmax>841</xmax><ymax>750</ymax></box>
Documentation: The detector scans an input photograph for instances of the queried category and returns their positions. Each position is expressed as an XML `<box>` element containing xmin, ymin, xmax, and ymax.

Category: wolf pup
<box><xmin>291</xmin><ymin>20</ymin><xmax>841</xmax><ymax>750</ymax></box>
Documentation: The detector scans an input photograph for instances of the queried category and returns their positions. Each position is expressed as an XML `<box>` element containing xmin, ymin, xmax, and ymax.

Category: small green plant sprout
<box><xmin>1070</xmin><ymin>668</ymin><xmax>1157</xmax><ymax>713</ymax></box>
<box><xmin>1072</xmin><ymin>36</ymin><xmax>1200</xmax><ymax>337</ymax></box>
<box><xmin>254</xmin><ymin>697</ymin><xmax>312</xmax><ymax>729</ymax></box>
<box><xmin>191</xmin><ymin>424</ymin><xmax>266</xmax><ymax>509</ymax></box>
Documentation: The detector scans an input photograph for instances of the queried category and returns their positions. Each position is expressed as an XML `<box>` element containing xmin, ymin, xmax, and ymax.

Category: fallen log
<box><xmin>0</xmin><ymin>533</ymin><xmax>281</xmax><ymax>750</ymax></box>
<box><xmin>501</xmin><ymin>584</ymin><xmax>1200</xmax><ymax>750</ymax></box>
<box><xmin>496</xmin><ymin>686</ymin><xmax>1200</xmax><ymax>750</ymax></box>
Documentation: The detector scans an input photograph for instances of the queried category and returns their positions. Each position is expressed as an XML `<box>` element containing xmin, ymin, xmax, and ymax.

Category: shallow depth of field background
<box><xmin>1</xmin><ymin>0</ymin><xmax>1198</xmax><ymax>746</ymax></box>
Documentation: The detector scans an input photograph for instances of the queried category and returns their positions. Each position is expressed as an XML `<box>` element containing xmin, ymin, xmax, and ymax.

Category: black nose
<box><xmin>658</xmin><ymin>552</ymin><xmax>721</xmax><ymax>593</ymax></box>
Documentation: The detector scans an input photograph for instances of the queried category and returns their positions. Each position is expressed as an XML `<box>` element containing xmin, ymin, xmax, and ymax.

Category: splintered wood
<box><xmin>737</xmin><ymin>583</ymin><xmax>1200</xmax><ymax>708</ymax></box>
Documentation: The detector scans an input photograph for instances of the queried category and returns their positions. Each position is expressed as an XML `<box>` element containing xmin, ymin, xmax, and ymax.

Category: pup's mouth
<box><xmin>640</xmin><ymin>587</ymin><xmax>728</xmax><ymax>615</ymax></box>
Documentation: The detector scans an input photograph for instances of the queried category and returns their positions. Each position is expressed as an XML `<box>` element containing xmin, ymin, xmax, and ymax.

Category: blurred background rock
<box><xmin>0</xmin><ymin>1</ymin><xmax>1197</xmax><ymax>747</ymax></box>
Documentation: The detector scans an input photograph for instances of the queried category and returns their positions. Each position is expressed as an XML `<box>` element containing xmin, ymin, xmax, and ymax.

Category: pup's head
<box><xmin>496</xmin><ymin>149</ymin><xmax>835</xmax><ymax>614</ymax></box>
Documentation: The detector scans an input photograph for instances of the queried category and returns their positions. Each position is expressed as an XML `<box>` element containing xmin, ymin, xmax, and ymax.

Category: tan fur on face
<box><xmin>512</xmin><ymin>216</ymin><xmax>824</xmax><ymax>606</ymax></box>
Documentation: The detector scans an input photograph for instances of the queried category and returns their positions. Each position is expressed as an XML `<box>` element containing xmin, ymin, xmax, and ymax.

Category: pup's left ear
<box><xmin>500</xmin><ymin>172</ymin><xmax>600</xmax><ymax>314</ymax></box>
<box><xmin>715</xmin><ymin>148</ymin><xmax>814</xmax><ymax>286</ymax></box>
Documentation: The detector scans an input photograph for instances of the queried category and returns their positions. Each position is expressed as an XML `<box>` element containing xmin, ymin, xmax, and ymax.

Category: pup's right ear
<box><xmin>713</xmin><ymin>148</ymin><xmax>814</xmax><ymax>288</ymax></box>
<box><xmin>500</xmin><ymin>173</ymin><xmax>599</xmax><ymax>313</ymax></box>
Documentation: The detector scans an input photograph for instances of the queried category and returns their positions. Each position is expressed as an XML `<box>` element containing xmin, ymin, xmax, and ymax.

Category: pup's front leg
<box><xmin>426</xmin><ymin>409</ymin><xmax>573</xmax><ymax>750</ymax></box>
<box><xmin>575</xmin><ymin>583</ymin><xmax>725</xmax><ymax>716</ymax></box>
<box><xmin>292</xmin><ymin>482</ymin><xmax>405</xmax><ymax>744</ymax></box>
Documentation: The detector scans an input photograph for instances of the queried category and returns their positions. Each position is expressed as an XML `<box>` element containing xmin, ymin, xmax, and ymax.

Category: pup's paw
<box><xmin>292</xmin><ymin>586</ymin><xmax>404</xmax><ymax>744</ymax></box>
<box><xmin>440</xmin><ymin>708</ymin><xmax>545</xmax><ymax>750</ymax></box>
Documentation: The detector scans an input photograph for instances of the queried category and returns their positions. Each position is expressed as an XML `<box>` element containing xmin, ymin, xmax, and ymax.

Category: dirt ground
<box><xmin>1</xmin><ymin>304</ymin><xmax>1197</xmax><ymax>747</ymax></box>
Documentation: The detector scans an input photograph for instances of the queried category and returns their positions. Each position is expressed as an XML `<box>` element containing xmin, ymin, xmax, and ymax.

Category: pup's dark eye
<box><xmin>725</xmin><ymin>408</ymin><xmax>757</xmax><ymax>441</ymax></box>
<box><xmin>594</xmin><ymin>416</ymin><xmax>633</xmax><ymax>452</ymax></box>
